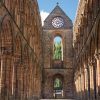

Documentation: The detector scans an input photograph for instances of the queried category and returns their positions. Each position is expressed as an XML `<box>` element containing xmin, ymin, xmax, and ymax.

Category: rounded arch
<box><xmin>53</xmin><ymin>34</ymin><xmax>62</xmax><ymax>38</ymax></box>
<box><xmin>53</xmin><ymin>36</ymin><xmax>63</xmax><ymax>60</ymax></box>
<box><xmin>53</xmin><ymin>74</ymin><xmax>64</xmax><ymax>90</ymax></box>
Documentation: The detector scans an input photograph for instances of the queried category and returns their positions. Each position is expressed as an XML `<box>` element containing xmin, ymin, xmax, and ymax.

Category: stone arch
<box><xmin>53</xmin><ymin>32</ymin><xmax>64</xmax><ymax>45</ymax></box>
<box><xmin>53</xmin><ymin>36</ymin><xmax>63</xmax><ymax>60</ymax></box>
<box><xmin>53</xmin><ymin>74</ymin><xmax>64</xmax><ymax>98</ymax></box>
<box><xmin>53</xmin><ymin>73</ymin><xmax>64</xmax><ymax>88</ymax></box>
<box><xmin>22</xmin><ymin>45</ymin><xmax>30</xmax><ymax>99</ymax></box>
<box><xmin>0</xmin><ymin>15</ymin><xmax>14</xmax><ymax>99</ymax></box>
<box><xmin>1</xmin><ymin>15</ymin><xmax>13</xmax><ymax>54</ymax></box>
<box><xmin>53</xmin><ymin>34</ymin><xmax>62</xmax><ymax>38</ymax></box>
<box><xmin>12</xmin><ymin>35</ymin><xmax>23</xmax><ymax>99</ymax></box>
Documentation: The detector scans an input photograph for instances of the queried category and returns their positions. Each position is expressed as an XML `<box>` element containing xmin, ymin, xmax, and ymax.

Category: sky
<box><xmin>38</xmin><ymin>0</ymin><xmax>79</xmax><ymax>25</ymax></box>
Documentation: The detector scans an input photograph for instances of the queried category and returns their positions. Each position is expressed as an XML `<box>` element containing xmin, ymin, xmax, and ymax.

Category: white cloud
<box><xmin>40</xmin><ymin>10</ymin><xmax>49</xmax><ymax>26</ymax></box>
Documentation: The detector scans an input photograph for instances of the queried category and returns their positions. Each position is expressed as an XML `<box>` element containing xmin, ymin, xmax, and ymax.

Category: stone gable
<box><xmin>43</xmin><ymin>5</ymin><xmax>73</xmax><ymax>30</ymax></box>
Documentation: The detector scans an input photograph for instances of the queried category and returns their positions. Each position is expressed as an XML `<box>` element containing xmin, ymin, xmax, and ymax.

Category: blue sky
<box><xmin>38</xmin><ymin>0</ymin><xmax>79</xmax><ymax>25</ymax></box>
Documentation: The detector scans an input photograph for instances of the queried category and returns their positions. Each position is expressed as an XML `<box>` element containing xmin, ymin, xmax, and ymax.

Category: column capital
<box><xmin>94</xmin><ymin>52</ymin><xmax>100</xmax><ymax>60</ymax></box>
<box><xmin>88</xmin><ymin>57</ymin><xmax>96</xmax><ymax>67</ymax></box>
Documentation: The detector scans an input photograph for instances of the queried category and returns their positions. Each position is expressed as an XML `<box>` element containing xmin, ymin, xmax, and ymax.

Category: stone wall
<box><xmin>73</xmin><ymin>0</ymin><xmax>100</xmax><ymax>100</ymax></box>
<box><xmin>42</xmin><ymin>5</ymin><xmax>74</xmax><ymax>98</ymax></box>
<box><xmin>0</xmin><ymin>0</ymin><xmax>42</xmax><ymax>100</ymax></box>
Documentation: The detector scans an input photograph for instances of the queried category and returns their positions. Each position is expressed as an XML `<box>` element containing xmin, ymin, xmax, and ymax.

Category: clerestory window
<box><xmin>53</xmin><ymin>36</ymin><xmax>63</xmax><ymax>60</ymax></box>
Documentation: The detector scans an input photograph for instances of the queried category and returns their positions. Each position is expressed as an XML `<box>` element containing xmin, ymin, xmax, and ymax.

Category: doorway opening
<box><xmin>53</xmin><ymin>74</ymin><xmax>63</xmax><ymax>99</ymax></box>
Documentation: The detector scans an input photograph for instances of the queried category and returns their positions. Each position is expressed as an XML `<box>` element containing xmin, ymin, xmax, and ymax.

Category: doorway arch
<box><xmin>53</xmin><ymin>74</ymin><xmax>64</xmax><ymax>99</ymax></box>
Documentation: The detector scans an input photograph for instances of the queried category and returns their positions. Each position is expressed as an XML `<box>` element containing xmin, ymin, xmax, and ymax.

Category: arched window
<box><xmin>53</xmin><ymin>75</ymin><xmax>64</xmax><ymax>98</ymax></box>
<box><xmin>54</xmin><ymin>78</ymin><xmax>62</xmax><ymax>90</ymax></box>
<box><xmin>53</xmin><ymin>36</ymin><xmax>63</xmax><ymax>60</ymax></box>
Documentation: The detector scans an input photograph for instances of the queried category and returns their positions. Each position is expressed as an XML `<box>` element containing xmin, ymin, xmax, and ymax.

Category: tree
<box><xmin>53</xmin><ymin>42</ymin><xmax>62</xmax><ymax>60</ymax></box>
<box><xmin>54</xmin><ymin>78</ymin><xmax>62</xmax><ymax>90</ymax></box>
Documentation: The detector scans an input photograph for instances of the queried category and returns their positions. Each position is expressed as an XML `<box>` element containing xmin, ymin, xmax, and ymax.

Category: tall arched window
<box><xmin>53</xmin><ymin>36</ymin><xmax>63</xmax><ymax>60</ymax></box>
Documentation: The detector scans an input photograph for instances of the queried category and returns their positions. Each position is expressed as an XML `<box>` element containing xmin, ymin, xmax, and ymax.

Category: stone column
<box><xmin>6</xmin><ymin>56</ymin><xmax>13</xmax><ymax>100</ymax></box>
<box><xmin>89</xmin><ymin>63</ymin><xmax>94</xmax><ymax>99</ymax></box>
<box><xmin>89</xmin><ymin>57</ymin><xmax>98</xmax><ymax>100</ymax></box>
<box><xmin>0</xmin><ymin>55</ymin><xmax>13</xmax><ymax>100</ymax></box>
<box><xmin>76</xmin><ymin>78</ymin><xmax>79</xmax><ymax>99</ymax></box>
<box><xmin>84</xmin><ymin>63</ymin><xmax>91</xmax><ymax>100</ymax></box>
<box><xmin>12</xmin><ymin>56</ymin><xmax>21</xmax><ymax>100</ymax></box>
<box><xmin>75</xmin><ymin>73</ymin><xmax>77</xmax><ymax>99</ymax></box>
<box><xmin>20</xmin><ymin>65</ymin><xmax>24</xmax><ymax>100</ymax></box>
<box><xmin>78</xmin><ymin>73</ymin><xmax>81</xmax><ymax>100</ymax></box>
<box><xmin>0</xmin><ymin>57</ymin><xmax>3</xmax><ymax>99</ymax></box>
<box><xmin>80</xmin><ymin>68</ymin><xmax>83</xmax><ymax>100</ymax></box>
<box><xmin>81</xmin><ymin>69</ymin><xmax>85</xmax><ymax>100</ymax></box>
<box><xmin>95</xmin><ymin>53</ymin><xmax>100</xmax><ymax>100</ymax></box>
<box><xmin>92</xmin><ymin>58</ymin><xmax>97</xmax><ymax>100</ymax></box>
<box><xmin>84</xmin><ymin>65</ymin><xmax>88</xmax><ymax>100</ymax></box>
<box><xmin>1</xmin><ymin>56</ymin><xmax>7</xmax><ymax>100</ymax></box>
<box><xmin>11</xmin><ymin>59</ymin><xmax>15</xmax><ymax>100</ymax></box>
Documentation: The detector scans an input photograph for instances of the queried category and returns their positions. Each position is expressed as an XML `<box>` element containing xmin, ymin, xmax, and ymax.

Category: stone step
<box><xmin>40</xmin><ymin>99</ymin><xmax>75</xmax><ymax>100</ymax></box>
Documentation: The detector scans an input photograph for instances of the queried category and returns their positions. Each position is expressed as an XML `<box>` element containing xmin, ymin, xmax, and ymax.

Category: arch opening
<box><xmin>53</xmin><ymin>36</ymin><xmax>63</xmax><ymax>61</ymax></box>
<box><xmin>53</xmin><ymin>74</ymin><xmax>64</xmax><ymax>99</ymax></box>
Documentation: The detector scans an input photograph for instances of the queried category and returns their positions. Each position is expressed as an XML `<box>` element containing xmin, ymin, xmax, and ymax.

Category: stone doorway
<box><xmin>53</xmin><ymin>74</ymin><xmax>64</xmax><ymax>99</ymax></box>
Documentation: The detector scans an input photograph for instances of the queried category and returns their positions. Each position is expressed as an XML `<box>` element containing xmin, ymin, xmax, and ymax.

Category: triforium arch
<box><xmin>1</xmin><ymin>15</ymin><xmax>13</xmax><ymax>52</ymax></box>
<box><xmin>0</xmin><ymin>15</ymin><xmax>14</xmax><ymax>99</ymax></box>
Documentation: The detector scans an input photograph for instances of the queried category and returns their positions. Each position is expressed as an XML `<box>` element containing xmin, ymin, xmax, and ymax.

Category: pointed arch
<box><xmin>1</xmin><ymin>16</ymin><xmax>13</xmax><ymax>54</ymax></box>
<box><xmin>53</xmin><ymin>74</ymin><xmax>63</xmax><ymax>90</ymax></box>
<box><xmin>0</xmin><ymin>15</ymin><xmax>14</xmax><ymax>98</ymax></box>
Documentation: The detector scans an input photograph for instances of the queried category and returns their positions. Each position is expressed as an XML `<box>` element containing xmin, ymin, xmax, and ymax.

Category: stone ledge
<box><xmin>40</xmin><ymin>99</ymin><xmax>75</xmax><ymax>100</ymax></box>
